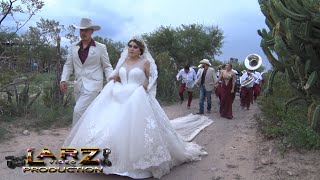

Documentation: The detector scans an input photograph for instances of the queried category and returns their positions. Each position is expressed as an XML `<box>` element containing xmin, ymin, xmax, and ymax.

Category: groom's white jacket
<box><xmin>61</xmin><ymin>40</ymin><xmax>113</xmax><ymax>92</ymax></box>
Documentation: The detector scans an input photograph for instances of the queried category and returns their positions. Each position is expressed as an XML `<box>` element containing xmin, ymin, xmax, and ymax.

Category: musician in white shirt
<box><xmin>176</xmin><ymin>65</ymin><xmax>197</xmax><ymax>109</ymax></box>
<box><xmin>252</xmin><ymin>71</ymin><xmax>263</xmax><ymax>101</ymax></box>
<box><xmin>239</xmin><ymin>70</ymin><xmax>257</xmax><ymax>110</ymax></box>
<box><xmin>240</xmin><ymin>71</ymin><xmax>256</xmax><ymax>88</ymax></box>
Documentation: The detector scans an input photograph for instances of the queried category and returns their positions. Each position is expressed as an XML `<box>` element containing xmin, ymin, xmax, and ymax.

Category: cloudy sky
<box><xmin>11</xmin><ymin>0</ymin><xmax>271</xmax><ymax>69</ymax></box>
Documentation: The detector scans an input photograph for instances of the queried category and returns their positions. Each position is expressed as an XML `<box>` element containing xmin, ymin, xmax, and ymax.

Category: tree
<box><xmin>0</xmin><ymin>0</ymin><xmax>44</xmax><ymax>40</ymax></box>
<box><xmin>144</xmin><ymin>24</ymin><xmax>224</xmax><ymax>67</ymax></box>
<box><xmin>30</xmin><ymin>18</ymin><xmax>70</xmax><ymax>107</ymax></box>
<box><xmin>0</xmin><ymin>0</ymin><xmax>44</xmax><ymax>116</ymax></box>
<box><xmin>175</xmin><ymin>24</ymin><xmax>223</xmax><ymax>65</ymax></box>
<box><xmin>143</xmin><ymin>26</ymin><xmax>176</xmax><ymax>59</ymax></box>
<box><xmin>93</xmin><ymin>36</ymin><xmax>124</xmax><ymax>67</ymax></box>
<box><xmin>142</xmin><ymin>24</ymin><xmax>223</xmax><ymax>102</ymax></box>
<box><xmin>65</xmin><ymin>25</ymin><xmax>78</xmax><ymax>44</ymax></box>
<box><xmin>19</xmin><ymin>26</ymin><xmax>54</xmax><ymax>72</ymax></box>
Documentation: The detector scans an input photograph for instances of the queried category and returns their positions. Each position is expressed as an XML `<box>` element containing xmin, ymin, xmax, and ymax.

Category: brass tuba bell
<box><xmin>244</xmin><ymin>54</ymin><xmax>262</xmax><ymax>70</ymax></box>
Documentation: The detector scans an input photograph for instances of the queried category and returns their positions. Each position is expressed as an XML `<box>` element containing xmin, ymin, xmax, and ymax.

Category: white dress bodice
<box><xmin>119</xmin><ymin>58</ymin><xmax>147</xmax><ymax>85</ymax></box>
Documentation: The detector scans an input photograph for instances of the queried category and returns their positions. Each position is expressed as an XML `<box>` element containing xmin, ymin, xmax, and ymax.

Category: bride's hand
<box><xmin>142</xmin><ymin>84</ymin><xmax>148</xmax><ymax>90</ymax></box>
<box><xmin>109</xmin><ymin>76</ymin><xmax>120</xmax><ymax>82</ymax></box>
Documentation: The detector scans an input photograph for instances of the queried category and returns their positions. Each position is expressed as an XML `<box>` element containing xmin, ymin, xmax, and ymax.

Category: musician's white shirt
<box><xmin>240</xmin><ymin>72</ymin><xmax>259</xmax><ymax>88</ymax></box>
<box><xmin>176</xmin><ymin>68</ymin><xmax>197</xmax><ymax>83</ymax></box>
<box><xmin>253</xmin><ymin>71</ymin><xmax>263</xmax><ymax>84</ymax></box>
<box><xmin>232</xmin><ymin>69</ymin><xmax>238</xmax><ymax>75</ymax></box>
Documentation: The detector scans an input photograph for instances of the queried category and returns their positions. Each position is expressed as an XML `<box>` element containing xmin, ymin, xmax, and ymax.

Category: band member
<box><xmin>240</xmin><ymin>70</ymin><xmax>255</xmax><ymax>110</ymax></box>
<box><xmin>176</xmin><ymin>65</ymin><xmax>197</xmax><ymax>109</ymax></box>
<box><xmin>252</xmin><ymin>71</ymin><xmax>263</xmax><ymax>101</ymax></box>
<box><xmin>241</xmin><ymin>53</ymin><xmax>263</xmax><ymax>110</ymax></box>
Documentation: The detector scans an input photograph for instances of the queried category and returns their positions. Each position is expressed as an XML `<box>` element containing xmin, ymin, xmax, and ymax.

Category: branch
<box><xmin>0</xmin><ymin>73</ymin><xmax>38</xmax><ymax>92</ymax></box>
<box><xmin>0</xmin><ymin>0</ymin><xmax>15</xmax><ymax>25</ymax></box>
<box><xmin>7</xmin><ymin>13</ymin><xmax>34</xmax><ymax>40</ymax></box>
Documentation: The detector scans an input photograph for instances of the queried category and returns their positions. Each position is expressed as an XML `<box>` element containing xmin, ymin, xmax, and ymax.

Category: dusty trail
<box><xmin>1</xmin><ymin>96</ymin><xmax>319</xmax><ymax>180</ymax></box>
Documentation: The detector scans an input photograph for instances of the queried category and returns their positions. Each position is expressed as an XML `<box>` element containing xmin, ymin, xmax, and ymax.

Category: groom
<box><xmin>60</xmin><ymin>18</ymin><xmax>113</xmax><ymax>126</ymax></box>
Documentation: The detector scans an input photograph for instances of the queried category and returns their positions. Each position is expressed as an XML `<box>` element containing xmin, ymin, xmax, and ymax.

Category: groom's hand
<box><xmin>60</xmin><ymin>81</ymin><xmax>68</xmax><ymax>93</ymax></box>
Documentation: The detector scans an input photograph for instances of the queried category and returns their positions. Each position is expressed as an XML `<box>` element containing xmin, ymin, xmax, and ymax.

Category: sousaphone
<box><xmin>244</xmin><ymin>53</ymin><xmax>262</xmax><ymax>70</ymax></box>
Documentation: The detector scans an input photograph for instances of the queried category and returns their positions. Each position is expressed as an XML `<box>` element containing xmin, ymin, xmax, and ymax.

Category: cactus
<box><xmin>7</xmin><ymin>83</ymin><xmax>42</xmax><ymax>116</ymax></box>
<box><xmin>304</xmin><ymin>71</ymin><xmax>318</xmax><ymax>90</ymax></box>
<box><xmin>311</xmin><ymin>105</ymin><xmax>320</xmax><ymax>132</ymax></box>
<box><xmin>258</xmin><ymin>0</ymin><xmax>320</xmax><ymax>131</ymax></box>
<box><xmin>263</xmin><ymin>68</ymin><xmax>278</xmax><ymax>97</ymax></box>
<box><xmin>284</xmin><ymin>97</ymin><xmax>303</xmax><ymax>112</ymax></box>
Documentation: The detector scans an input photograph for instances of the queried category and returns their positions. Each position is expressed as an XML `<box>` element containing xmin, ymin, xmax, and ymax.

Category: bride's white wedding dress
<box><xmin>63</xmin><ymin>58</ymin><xmax>213</xmax><ymax>179</ymax></box>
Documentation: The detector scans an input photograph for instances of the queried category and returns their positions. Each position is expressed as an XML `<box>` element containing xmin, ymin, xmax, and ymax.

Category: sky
<box><xmin>6</xmin><ymin>0</ymin><xmax>271</xmax><ymax>70</ymax></box>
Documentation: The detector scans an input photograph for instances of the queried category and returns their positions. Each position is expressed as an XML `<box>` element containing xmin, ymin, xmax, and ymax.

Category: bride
<box><xmin>63</xmin><ymin>36</ymin><xmax>212</xmax><ymax>179</ymax></box>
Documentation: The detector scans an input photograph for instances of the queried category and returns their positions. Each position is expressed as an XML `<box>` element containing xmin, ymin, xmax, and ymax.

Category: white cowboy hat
<box><xmin>244</xmin><ymin>53</ymin><xmax>262</xmax><ymax>70</ymax></box>
<box><xmin>199</xmin><ymin>59</ymin><xmax>212</xmax><ymax>66</ymax></box>
<box><xmin>72</xmin><ymin>18</ymin><xmax>101</xmax><ymax>31</ymax></box>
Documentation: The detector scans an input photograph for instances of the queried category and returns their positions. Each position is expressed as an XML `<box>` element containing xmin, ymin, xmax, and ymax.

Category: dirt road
<box><xmin>1</xmin><ymin>96</ymin><xmax>319</xmax><ymax>180</ymax></box>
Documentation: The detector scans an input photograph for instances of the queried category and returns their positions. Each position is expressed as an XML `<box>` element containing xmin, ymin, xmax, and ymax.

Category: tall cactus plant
<box><xmin>258</xmin><ymin>0</ymin><xmax>320</xmax><ymax>131</ymax></box>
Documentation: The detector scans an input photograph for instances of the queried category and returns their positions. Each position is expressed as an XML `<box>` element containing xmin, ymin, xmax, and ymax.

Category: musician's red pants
<box><xmin>240</xmin><ymin>86</ymin><xmax>253</xmax><ymax>109</ymax></box>
<box><xmin>179</xmin><ymin>83</ymin><xmax>192</xmax><ymax>107</ymax></box>
<box><xmin>253</xmin><ymin>84</ymin><xmax>261</xmax><ymax>101</ymax></box>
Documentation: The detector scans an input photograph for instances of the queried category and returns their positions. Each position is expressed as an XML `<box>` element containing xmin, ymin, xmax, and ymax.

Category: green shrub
<box><xmin>259</xmin><ymin>72</ymin><xmax>320</xmax><ymax>149</ymax></box>
<box><xmin>28</xmin><ymin>95</ymin><xmax>73</xmax><ymax>130</ymax></box>
<box><xmin>154</xmin><ymin>52</ymin><xmax>179</xmax><ymax>104</ymax></box>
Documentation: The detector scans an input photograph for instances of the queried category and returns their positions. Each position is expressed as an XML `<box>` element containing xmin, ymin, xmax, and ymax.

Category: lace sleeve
<box><xmin>147</xmin><ymin>61</ymin><xmax>158</xmax><ymax>97</ymax></box>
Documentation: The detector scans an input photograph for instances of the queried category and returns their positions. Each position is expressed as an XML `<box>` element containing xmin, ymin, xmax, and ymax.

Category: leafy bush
<box><xmin>154</xmin><ymin>52</ymin><xmax>179</xmax><ymax>104</ymax></box>
<box><xmin>28</xmin><ymin>102</ymin><xmax>73</xmax><ymax>130</ymax></box>
<box><xmin>259</xmin><ymin>72</ymin><xmax>320</xmax><ymax>149</ymax></box>
<box><xmin>0</xmin><ymin>72</ymin><xmax>73</xmax><ymax>139</ymax></box>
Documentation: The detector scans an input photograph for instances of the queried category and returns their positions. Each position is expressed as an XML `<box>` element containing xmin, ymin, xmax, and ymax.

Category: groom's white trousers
<box><xmin>73</xmin><ymin>85</ymin><xmax>99</xmax><ymax>127</ymax></box>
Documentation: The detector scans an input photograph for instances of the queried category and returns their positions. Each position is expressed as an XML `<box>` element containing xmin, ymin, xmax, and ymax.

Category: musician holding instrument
<box><xmin>240</xmin><ymin>54</ymin><xmax>262</xmax><ymax>110</ymax></box>
<box><xmin>240</xmin><ymin>70</ymin><xmax>255</xmax><ymax>110</ymax></box>
<box><xmin>176</xmin><ymin>65</ymin><xmax>197</xmax><ymax>109</ymax></box>
<box><xmin>196</xmin><ymin>59</ymin><xmax>217</xmax><ymax>114</ymax></box>
<box><xmin>252</xmin><ymin>71</ymin><xmax>263</xmax><ymax>101</ymax></box>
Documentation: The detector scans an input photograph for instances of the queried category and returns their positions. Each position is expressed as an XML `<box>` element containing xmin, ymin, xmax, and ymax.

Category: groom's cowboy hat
<box><xmin>199</xmin><ymin>59</ymin><xmax>212</xmax><ymax>66</ymax></box>
<box><xmin>73</xmin><ymin>18</ymin><xmax>101</xmax><ymax>31</ymax></box>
